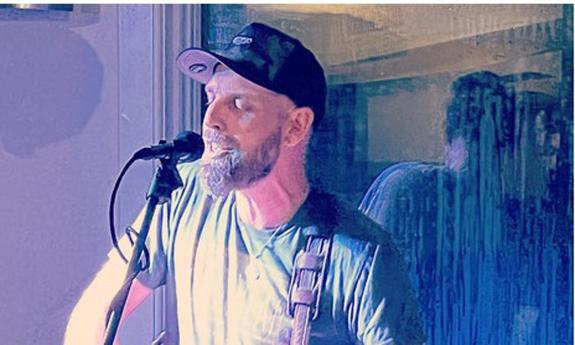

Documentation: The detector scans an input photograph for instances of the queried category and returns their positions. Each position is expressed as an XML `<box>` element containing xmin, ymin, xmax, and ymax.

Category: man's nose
<box><xmin>203</xmin><ymin>100</ymin><xmax>226</xmax><ymax>132</ymax></box>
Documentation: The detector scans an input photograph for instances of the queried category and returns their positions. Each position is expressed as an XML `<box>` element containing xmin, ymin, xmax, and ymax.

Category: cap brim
<box><xmin>176</xmin><ymin>48</ymin><xmax>243</xmax><ymax>85</ymax></box>
<box><xmin>176</xmin><ymin>48</ymin><xmax>220</xmax><ymax>83</ymax></box>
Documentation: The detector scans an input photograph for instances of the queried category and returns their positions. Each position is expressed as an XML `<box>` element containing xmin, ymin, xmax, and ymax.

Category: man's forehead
<box><xmin>205</xmin><ymin>67</ymin><xmax>279</xmax><ymax>98</ymax></box>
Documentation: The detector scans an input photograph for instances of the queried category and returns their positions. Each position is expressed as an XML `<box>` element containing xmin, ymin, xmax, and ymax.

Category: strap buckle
<box><xmin>287</xmin><ymin>237</ymin><xmax>332</xmax><ymax>321</ymax></box>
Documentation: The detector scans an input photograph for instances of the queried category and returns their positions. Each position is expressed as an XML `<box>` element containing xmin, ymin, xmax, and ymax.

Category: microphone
<box><xmin>133</xmin><ymin>131</ymin><xmax>204</xmax><ymax>161</ymax></box>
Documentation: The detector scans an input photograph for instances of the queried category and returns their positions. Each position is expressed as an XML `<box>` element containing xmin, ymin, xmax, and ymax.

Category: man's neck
<box><xmin>235</xmin><ymin>157</ymin><xmax>309</xmax><ymax>230</ymax></box>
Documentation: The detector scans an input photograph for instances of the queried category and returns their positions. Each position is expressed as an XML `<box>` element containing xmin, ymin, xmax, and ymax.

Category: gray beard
<box><xmin>200</xmin><ymin>129</ymin><xmax>282</xmax><ymax>197</ymax></box>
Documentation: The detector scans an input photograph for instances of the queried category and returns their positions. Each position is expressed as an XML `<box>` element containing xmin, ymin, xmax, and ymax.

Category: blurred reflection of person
<box><xmin>360</xmin><ymin>71</ymin><xmax>566</xmax><ymax>345</ymax></box>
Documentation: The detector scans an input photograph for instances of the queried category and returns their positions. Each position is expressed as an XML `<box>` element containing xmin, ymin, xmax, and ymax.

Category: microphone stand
<box><xmin>103</xmin><ymin>153</ymin><xmax>183</xmax><ymax>345</ymax></box>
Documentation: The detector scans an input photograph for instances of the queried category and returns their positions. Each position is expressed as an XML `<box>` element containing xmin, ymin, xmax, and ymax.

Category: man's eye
<box><xmin>204</xmin><ymin>89</ymin><xmax>215</xmax><ymax>106</ymax></box>
<box><xmin>233</xmin><ymin>97</ymin><xmax>243</xmax><ymax>110</ymax></box>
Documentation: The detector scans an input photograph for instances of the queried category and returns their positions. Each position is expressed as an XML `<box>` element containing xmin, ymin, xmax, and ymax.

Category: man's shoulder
<box><xmin>334</xmin><ymin>196</ymin><xmax>398</xmax><ymax>255</ymax></box>
<box><xmin>303</xmin><ymin>189</ymin><xmax>398</xmax><ymax>256</ymax></box>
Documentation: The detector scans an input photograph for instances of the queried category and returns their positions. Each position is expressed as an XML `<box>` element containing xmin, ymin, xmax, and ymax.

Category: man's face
<box><xmin>200</xmin><ymin>68</ymin><xmax>294</xmax><ymax>197</ymax></box>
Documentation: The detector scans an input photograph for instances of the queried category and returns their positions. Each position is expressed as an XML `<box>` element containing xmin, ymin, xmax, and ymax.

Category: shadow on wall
<box><xmin>0</xmin><ymin>23</ymin><xmax>102</xmax><ymax>157</ymax></box>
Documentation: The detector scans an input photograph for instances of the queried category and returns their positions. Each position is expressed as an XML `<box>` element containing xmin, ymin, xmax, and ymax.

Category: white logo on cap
<box><xmin>232</xmin><ymin>36</ymin><xmax>253</xmax><ymax>46</ymax></box>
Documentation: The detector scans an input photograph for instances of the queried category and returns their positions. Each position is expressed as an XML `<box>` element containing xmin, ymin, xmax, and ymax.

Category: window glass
<box><xmin>201</xmin><ymin>4</ymin><xmax>569</xmax><ymax>202</ymax></box>
<box><xmin>200</xmin><ymin>5</ymin><xmax>572</xmax><ymax>345</ymax></box>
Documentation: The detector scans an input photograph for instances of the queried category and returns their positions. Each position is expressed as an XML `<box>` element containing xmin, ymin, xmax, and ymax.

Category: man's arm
<box><xmin>65</xmin><ymin>188</ymin><xmax>171</xmax><ymax>344</ymax></box>
<box><xmin>64</xmin><ymin>248</ymin><xmax>154</xmax><ymax>345</ymax></box>
<box><xmin>352</xmin><ymin>242</ymin><xmax>426</xmax><ymax>345</ymax></box>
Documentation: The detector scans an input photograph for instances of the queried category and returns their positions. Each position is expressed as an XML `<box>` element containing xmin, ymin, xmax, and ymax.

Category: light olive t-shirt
<box><xmin>133</xmin><ymin>161</ymin><xmax>424</xmax><ymax>345</ymax></box>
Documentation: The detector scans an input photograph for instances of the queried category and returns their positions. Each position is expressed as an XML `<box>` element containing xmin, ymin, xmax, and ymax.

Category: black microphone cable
<box><xmin>108</xmin><ymin>154</ymin><xmax>150</xmax><ymax>267</ymax></box>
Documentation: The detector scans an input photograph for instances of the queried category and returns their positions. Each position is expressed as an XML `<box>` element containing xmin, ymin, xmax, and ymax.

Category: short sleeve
<box><xmin>353</xmin><ymin>242</ymin><xmax>426</xmax><ymax>345</ymax></box>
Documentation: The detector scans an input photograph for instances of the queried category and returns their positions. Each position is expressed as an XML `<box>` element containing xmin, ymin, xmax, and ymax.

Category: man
<box><xmin>65</xmin><ymin>23</ymin><xmax>424</xmax><ymax>345</ymax></box>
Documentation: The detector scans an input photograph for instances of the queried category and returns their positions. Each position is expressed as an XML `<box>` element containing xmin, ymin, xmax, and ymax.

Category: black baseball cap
<box><xmin>176</xmin><ymin>22</ymin><xmax>327</xmax><ymax>129</ymax></box>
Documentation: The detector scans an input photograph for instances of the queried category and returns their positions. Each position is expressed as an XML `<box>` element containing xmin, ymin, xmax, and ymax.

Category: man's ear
<box><xmin>283</xmin><ymin>106</ymin><xmax>314</xmax><ymax>147</ymax></box>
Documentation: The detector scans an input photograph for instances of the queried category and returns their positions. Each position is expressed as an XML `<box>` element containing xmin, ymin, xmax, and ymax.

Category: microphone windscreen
<box><xmin>174</xmin><ymin>131</ymin><xmax>204</xmax><ymax>162</ymax></box>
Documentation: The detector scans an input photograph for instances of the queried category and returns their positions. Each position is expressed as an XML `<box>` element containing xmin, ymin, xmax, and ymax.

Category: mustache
<box><xmin>202</xmin><ymin>127</ymin><xmax>239</xmax><ymax>148</ymax></box>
